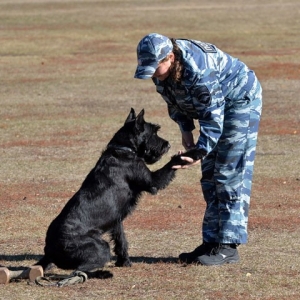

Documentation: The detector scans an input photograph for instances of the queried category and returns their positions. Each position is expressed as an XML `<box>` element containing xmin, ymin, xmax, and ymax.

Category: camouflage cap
<box><xmin>134</xmin><ymin>33</ymin><xmax>173</xmax><ymax>79</ymax></box>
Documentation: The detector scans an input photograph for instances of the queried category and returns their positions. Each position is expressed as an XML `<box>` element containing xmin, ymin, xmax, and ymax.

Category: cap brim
<box><xmin>134</xmin><ymin>64</ymin><xmax>157</xmax><ymax>79</ymax></box>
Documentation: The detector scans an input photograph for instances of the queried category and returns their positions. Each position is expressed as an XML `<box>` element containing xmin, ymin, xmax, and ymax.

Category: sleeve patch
<box><xmin>194</xmin><ymin>86</ymin><xmax>212</xmax><ymax>107</ymax></box>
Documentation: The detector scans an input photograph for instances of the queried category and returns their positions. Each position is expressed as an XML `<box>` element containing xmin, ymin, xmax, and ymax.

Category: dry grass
<box><xmin>0</xmin><ymin>0</ymin><xmax>300</xmax><ymax>299</ymax></box>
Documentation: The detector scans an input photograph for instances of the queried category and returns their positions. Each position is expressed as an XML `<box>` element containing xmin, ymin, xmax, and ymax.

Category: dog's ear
<box><xmin>124</xmin><ymin>108</ymin><xmax>136</xmax><ymax>124</ymax></box>
<box><xmin>135</xmin><ymin>109</ymin><xmax>145</xmax><ymax>131</ymax></box>
<box><xmin>136</xmin><ymin>109</ymin><xmax>145</xmax><ymax>119</ymax></box>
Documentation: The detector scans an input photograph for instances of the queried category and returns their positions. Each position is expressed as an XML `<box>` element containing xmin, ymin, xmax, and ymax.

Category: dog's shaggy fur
<box><xmin>36</xmin><ymin>108</ymin><xmax>204</xmax><ymax>277</ymax></box>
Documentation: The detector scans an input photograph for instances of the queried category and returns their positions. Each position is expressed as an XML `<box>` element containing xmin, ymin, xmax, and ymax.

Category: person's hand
<box><xmin>172</xmin><ymin>150</ymin><xmax>201</xmax><ymax>169</ymax></box>
<box><xmin>181</xmin><ymin>131</ymin><xmax>195</xmax><ymax>150</ymax></box>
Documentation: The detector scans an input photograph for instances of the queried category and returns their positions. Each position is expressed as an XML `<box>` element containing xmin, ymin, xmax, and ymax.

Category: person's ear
<box><xmin>169</xmin><ymin>52</ymin><xmax>175</xmax><ymax>63</ymax></box>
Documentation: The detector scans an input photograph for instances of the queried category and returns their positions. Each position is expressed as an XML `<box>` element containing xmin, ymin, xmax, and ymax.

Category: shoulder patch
<box><xmin>191</xmin><ymin>40</ymin><xmax>217</xmax><ymax>53</ymax></box>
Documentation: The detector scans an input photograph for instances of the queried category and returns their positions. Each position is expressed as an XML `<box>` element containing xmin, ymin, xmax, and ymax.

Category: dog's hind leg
<box><xmin>72</xmin><ymin>236</ymin><xmax>111</xmax><ymax>273</ymax></box>
<box><xmin>111</xmin><ymin>222</ymin><xmax>131</xmax><ymax>267</ymax></box>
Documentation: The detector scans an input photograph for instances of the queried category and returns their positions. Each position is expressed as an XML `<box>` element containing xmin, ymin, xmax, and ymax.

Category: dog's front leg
<box><xmin>150</xmin><ymin>167</ymin><xmax>176</xmax><ymax>191</ymax></box>
<box><xmin>111</xmin><ymin>221</ymin><xmax>132</xmax><ymax>267</ymax></box>
<box><xmin>149</xmin><ymin>149</ymin><xmax>207</xmax><ymax>191</ymax></box>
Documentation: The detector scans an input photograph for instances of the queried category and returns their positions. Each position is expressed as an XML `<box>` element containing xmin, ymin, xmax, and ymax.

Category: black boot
<box><xmin>195</xmin><ymin>243</ymin><xmax>240</xmax><ymax>266</ymax></box>
<box><xmin>179</xmin><ymin>242</ymin><xmax>214</xmax><ymax>264</ymax></box>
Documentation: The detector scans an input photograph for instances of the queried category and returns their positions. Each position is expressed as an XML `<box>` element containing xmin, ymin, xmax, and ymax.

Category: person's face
<box><xmin>152</xmin><ymin>52</ymin><xmax>174</xmax><ymax>81</ymax></box>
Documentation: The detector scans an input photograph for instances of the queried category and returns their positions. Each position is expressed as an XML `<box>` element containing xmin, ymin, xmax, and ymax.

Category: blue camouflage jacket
<box><xmin>152</xmin><ymin>39</ymin><xmax>256</xmax><ymax>155</ymax></box>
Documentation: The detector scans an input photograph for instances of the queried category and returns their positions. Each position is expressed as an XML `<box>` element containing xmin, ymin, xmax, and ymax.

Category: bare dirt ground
<box><xmin>0</xmin><ymin>0</ymin><xmax>300</xmax><ymax>299</ymax></box>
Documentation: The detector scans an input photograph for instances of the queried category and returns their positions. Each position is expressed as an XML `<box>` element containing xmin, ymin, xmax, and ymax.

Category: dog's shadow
<box><xmin>0</xmin><ymin>254</ymin><xmax>179</xmax><ymax>269</ymax></box>
<box><xmin>0</xmin><ymin>254</ymin><xmax>42</xmax><ymax>270</ymax></box>
<box><xmin>114</xmin><ymin>256</ymin><xmax>179</xmax><ymax>264</ymax></box>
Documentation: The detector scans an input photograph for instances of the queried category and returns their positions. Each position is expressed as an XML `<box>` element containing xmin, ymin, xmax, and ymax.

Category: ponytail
<box><xmin>170</xmin><ymin>38</ymin><xmax>183</xmax><ymax>83</ymax></box>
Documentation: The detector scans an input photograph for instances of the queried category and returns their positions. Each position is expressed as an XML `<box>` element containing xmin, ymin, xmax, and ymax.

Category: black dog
<box><xmin>36</xmin><ymin>108</ymin><xmax>205</xmax><ymax>277</ymax></box>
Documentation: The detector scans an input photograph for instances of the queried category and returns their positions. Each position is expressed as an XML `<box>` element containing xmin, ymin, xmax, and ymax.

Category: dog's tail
<box><xmin>86</xmin><ymin>270</ymin><xmax>113</xmax><ymax>279</ymax></box>
<box><xmin>34</xmin><ymin>255</ymin><xmax>53</xmax><ymax>271</ymax></box>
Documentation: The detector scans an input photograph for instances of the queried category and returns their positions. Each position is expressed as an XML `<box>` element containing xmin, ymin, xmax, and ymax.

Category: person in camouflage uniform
<box><xmin>134</xmin><ymin>33</ymin><xmax>262</xmax><ymax>266</ymax></box>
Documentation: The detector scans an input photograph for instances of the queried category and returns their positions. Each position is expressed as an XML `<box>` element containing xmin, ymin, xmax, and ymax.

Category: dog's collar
<box><xmin>107</xmin><ymin>144</ymin><xmax>135</xmax><ymax>154</ymax></box>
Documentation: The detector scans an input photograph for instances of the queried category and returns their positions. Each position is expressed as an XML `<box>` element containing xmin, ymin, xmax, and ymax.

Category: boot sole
<box><xmin>196</xmin><ymin>256</ymin><xmax>240</xmax><ymax>266</ymax></box>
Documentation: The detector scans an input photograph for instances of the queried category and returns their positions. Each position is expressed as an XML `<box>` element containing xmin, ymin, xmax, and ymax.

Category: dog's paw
<box><xmin>171</xmin><ymin>148</ymin><xmax>207</xmax><ymax>166</ymax></box>
<box><xmin>184</xmin><ymin>148</ymin><xmax>207</xmax><ymax>161</ymax></box>
<box><xmin>170</xmin><ymin>154</ymin><xmax>187</xmax><ymax>166</ymax></box>
<box><xmin>115</xmin><ymin>258</ymin><xmax>132</xmax><ymax>267</ymax></box>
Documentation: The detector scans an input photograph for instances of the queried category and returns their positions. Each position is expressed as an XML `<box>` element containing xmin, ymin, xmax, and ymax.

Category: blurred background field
<box><xmin>0</xmin><ymin>0</ymin><xmax>300</xmax><ymax>299</ymax></box>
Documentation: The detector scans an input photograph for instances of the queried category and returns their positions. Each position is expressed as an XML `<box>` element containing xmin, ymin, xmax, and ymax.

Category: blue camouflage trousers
<box><xmin>200</xmin><ymin>76</ymin><xmax>262</xmax><ymax>244</ymax></box>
